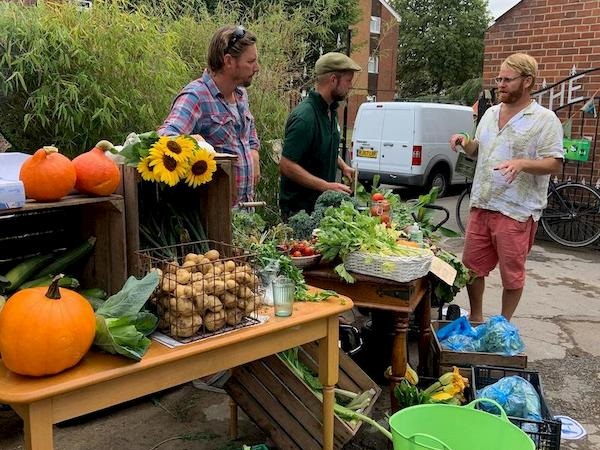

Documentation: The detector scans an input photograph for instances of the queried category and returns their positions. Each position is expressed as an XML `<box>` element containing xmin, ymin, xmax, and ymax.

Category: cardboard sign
<box><xmin>429</xmin><ymin>256</ymin><xmax>457</xmax><ymax>286</ymax></box>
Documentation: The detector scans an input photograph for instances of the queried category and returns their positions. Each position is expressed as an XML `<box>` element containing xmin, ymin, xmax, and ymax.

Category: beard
<box><xmin>332</xmin><ymin>90</ymin><xmax>348</xmax><ymax>102</ymax></box>
<box><xmin>499</xmin><ymin>81</ymin><xmax>525</xmax><ymax>104</ymax></box>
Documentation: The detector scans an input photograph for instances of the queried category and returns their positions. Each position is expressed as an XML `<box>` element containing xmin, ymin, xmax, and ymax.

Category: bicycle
<box><xmin>455</xmin><ymin>178</ymin><xmax>600</xmax><ymax>247</ymax></box>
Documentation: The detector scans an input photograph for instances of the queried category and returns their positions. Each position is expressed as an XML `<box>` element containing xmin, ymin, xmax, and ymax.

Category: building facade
<box><xmin>483</xmin><ymin>0</ymin><xmax>600</xmax><ymax>184</ymax></box>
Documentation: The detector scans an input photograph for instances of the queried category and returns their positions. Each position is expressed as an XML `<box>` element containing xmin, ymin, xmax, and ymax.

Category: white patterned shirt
<box><xmin>471</xmin><ymin>100</ymin><xmax>564</xmax><ymax>222</ymax></box>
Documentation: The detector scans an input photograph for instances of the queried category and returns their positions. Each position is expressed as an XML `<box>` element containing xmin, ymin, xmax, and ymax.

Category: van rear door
<box><xmin>381</xmin><ymin>107</ymin><xmax>414</xmax><ymax>176</ymax></box>
<box><xmin>352</xmin><ymin>106</ymin><xmax>384</xmax><ymax>175</ymax></box>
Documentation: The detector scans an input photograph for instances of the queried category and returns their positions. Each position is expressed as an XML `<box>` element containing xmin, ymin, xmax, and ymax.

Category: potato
<box><xmin>184</xmin><ymin>253</ymin><xmax>199</xmax><ymax>263</ymax></box>
<box><xmin>170</xmin><ymin>313</ymin><xmax>202</xmax><ymax>338</ymax></box>
<box><xmin>221</xmin><ymin>292</ymin><xmax>238</xmax><ymax>308</ymax></box>
<box><xmin>212</xmin><ymin>265</ymin><xmax>223</xmax><ymax>276</ymax></box>
<box><xmin>161</xmin><ymin>275</ymin><xmax>177</xmax><ymax>293</ymax></box>
<box><xmin>150</xmin><ymin>267</ymin><xmax>163</xmax><ymax>279</ymax></box>
<box><xmin>225</xmin><ymin>308</ymin><xmax>244</xmax><ymax>326</ymax></box>
<box><xmin>234</xmin><ymin>272</ymin><xmax>247</xmax><ymax>284</ymax></box>
<box><xmin>175</xmin><ymin>268</ymin><xmax>192</xmax><ymax>284</ymax></box>
<box><xmin>164</xmin><ymin>260</ymin><xmax>180</xmax><ymax>274</ymax></box>
<box><xmin>200</xmin><ymin>262</ymin><xmax>214</xmax><ymax>275</ymax></box>
<box><xmin>204</xmin><ymin>310</ymin><xmax>226</xmax><ymax>331</ymax></box>
<box><xmin>191</xmin><ymin>272</ymin><xmax>204</xmax><ymax>282</ymax></box>
<box><xmin>181</xmin><ymin>260</ymin><xmax>198</xmax><ymax>273</ymax></box>
<box><xmin>241</xmin><ymin>296</ymin><xmax>258</xmax><ymax>313</ymax></box>
<box><xmin>236</xmin><ymin>286</ymin><xmax>253</xmax><ymax>299</ymax></box>
<box><xmin>204</xmin><ymin>249</ymin><xmax>220</xmax><ymax>261</ymax></box>
<box><xmin>193</xmin><ymin>292</ymin><xmax>206</xmax><ymax>311</ymax></box>
<box><xmin>174</xmin><ymin>284</ymin><xmax>192</xmax><ymax>299</ymax></box>
<box><xmin>168</xmin><ymin>296</ymin><xmax>195</xmax><ymax>315</ymax></box>
<box><xmin>203</xmin><ymin>278</ymin><xmax>215</xmax><ymax>294</ymax></box>
<box><xmin>212</xmin><ymin>261</ymin><xmax>225</xmax><ymax>272</ymax></box>
<box><xmin>246</xmin><ymin>274</ymin><xmax>261</xmax><ymax>289</ymax></box>
<box><xmin>223</xmin><ymin>260</ymin><xmax>236</xmax><ymax>273</ymax></box>
<box><xmin>225</xmin><ymin>279</ymin><xmax>237</xmax><ymax>292</ymax></box>
<box><xmin>211</xmin><ymin>280</ymin><xmax>226</xmax><ymax>295</ymax></box>
<box><xmin>203</xmin><ymin>295</ymin><xmax>223</xmax><ymax>313</ymax></box>
<box><xmin>224</xmin><ymin>272</ymin><xmax>236</xmax><ymax>282</ymax></box>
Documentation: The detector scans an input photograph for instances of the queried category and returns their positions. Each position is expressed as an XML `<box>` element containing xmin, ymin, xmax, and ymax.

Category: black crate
<box><xmin>472</xmin><ymin>365</ymin><xmax>561</xmax><ymax>450</ymax></box>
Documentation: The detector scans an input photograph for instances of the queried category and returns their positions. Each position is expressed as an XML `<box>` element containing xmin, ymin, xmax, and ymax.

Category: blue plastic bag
<box><xmin>477</xmin><ymin>375</ymin><xmax>542</xmax><ymax>421</ymax></box>
<box><xmin>479</xmin><ymin>315</ymin><xmax>525</xmax><ymax>356</ymax></box>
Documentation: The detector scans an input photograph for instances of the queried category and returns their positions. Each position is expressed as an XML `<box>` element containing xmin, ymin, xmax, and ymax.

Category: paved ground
<box><xmin>1</xmin><ymin>192</ymin><xmax>599</xmax><ymax>449</ymax></box>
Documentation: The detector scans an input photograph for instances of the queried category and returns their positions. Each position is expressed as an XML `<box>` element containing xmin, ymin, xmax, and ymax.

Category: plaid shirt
<box><xmin>158</xmin><ymin>70</ymin><xmax>260</xmax><ymax>203</ymax></box>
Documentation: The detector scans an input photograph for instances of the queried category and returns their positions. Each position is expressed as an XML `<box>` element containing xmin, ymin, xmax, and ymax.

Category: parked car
<box><xmin>350</xmin><ymin>102</ymin><xmax>474</xmax><ymax>196</ymax></box>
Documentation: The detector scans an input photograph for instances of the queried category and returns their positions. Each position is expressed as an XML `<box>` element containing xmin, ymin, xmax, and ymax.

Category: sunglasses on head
<box><xmin>225</xmin><ymin>26</ymin><xmax>246</xmax><ymax>54</ymax></box>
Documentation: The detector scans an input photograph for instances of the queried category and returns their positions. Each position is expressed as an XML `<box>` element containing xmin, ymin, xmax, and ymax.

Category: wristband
<box><xmin>458</xmin><ymin>132</ymin><xmax>471</xmax><ymax>145</ymax></box>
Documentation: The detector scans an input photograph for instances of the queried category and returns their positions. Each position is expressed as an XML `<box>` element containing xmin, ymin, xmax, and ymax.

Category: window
<box><xmin>368</xmin><ymin>56</ymin><xmax>379</xmax><ymax>74</ymax></box>
<box><xmin>370</xmin><ymin>16</ymin><xmax>381</xmax><ymax>34</ymax></box>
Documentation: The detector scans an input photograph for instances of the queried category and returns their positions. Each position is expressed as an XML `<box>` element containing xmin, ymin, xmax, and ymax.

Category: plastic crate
<box><xmin>455</xmin><ymin>151</ymin><xmax>477</xmax><ymax>179</ymax></box>
<box><xmin>471</xmin><ymin>365</ymin><xmax>561</xmax><ymax>450</ymax></box>
<box><xmin>563</xmin><ymin>138</ymin><xmax>591</xmax><ymax>162</ymax></box>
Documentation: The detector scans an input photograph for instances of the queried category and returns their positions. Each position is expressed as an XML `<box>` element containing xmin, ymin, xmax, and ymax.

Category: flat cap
<box><xmin>315</xmin><ymin>52</ymin><xmax>362</xmax><ymax>76</ymax></box>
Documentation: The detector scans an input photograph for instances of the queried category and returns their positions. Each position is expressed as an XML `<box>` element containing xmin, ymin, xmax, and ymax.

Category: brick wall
<box><xmin>484</xmin><ymin>0</ymin><xmax>600</xmax><ymax>185</ymax></box>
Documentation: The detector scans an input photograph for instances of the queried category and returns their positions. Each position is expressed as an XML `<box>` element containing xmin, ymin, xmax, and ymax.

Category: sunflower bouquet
<box><xmin>119</xmin><ymin>131</ymin><xmax>217</xmax><ymax>188</ymax></box>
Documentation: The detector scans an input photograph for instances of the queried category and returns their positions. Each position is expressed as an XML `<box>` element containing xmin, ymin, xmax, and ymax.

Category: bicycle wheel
<box><xmin>541</xmin><ymin>183</ymin><xmax>600</xmax><ymax>247</ymax></box>
<box><xmin>455</xmin><ymin>186</ymin><xmax>471</xmax><ymax>234</ymax></box>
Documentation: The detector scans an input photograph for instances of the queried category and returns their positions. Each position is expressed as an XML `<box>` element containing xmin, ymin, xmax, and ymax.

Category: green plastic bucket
<box><xmin>389</xmin><ymin>399</ymin><xmax>535</xmax><ymax>450</ymax></box>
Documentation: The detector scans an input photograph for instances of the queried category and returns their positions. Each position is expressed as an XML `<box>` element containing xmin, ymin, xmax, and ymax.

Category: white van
<box><xmin>350</xmin><ymin>102</ymin><xmax>474</xmax><ymax>196</ymax></box>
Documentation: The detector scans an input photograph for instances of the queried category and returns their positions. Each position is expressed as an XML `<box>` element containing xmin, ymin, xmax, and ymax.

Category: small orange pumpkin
<box><xmin>19</xmin><ymin>146</ymin><xmax>76</xmax><ymax>201</ymax></box>
<box><xmin>73</xmin><ymin>140</ymin><xmax>121</xmax><ymax>196</ymax></box>
<box><xmin>0</xmin><ymin>276</ymin><xmax>96</xmax><ymax>376</ymax></box>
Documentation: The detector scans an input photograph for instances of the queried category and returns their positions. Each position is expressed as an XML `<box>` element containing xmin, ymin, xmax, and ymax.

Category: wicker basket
<box><xmin>345</xmin><ymin>250</ymin><xmax>433</xmax><ymax>282</ymax></box>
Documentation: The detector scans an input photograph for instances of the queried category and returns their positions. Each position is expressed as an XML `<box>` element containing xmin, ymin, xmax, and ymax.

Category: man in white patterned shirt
<box><xmin>450</xmin><ymin>53</ymin><xmax>564</xmax><ymax>322</ymax></box>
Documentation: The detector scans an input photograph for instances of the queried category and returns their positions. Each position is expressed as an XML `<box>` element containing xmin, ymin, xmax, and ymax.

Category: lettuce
<box><xmin>93</xmin><ymin>272</ymin><xmax>159</xmax><ymax>361</ymax></box>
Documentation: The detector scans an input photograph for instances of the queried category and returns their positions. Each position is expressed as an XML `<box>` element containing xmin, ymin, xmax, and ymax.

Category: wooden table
<box><xmin>0</xmin><ymin>296</ymin><xmax>352</xmax><ymax>450</ymax></box>
<box><xmin>304</xmin><ymin>267</ymin><xmax>431</xmax><ymax>412</ymax></box>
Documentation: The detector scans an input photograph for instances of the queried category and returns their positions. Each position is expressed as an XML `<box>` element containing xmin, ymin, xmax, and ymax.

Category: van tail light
<box><xmin>412</xmin><ymin>146</ymin><xmax>422</xmax><ymax>166</ymax></box>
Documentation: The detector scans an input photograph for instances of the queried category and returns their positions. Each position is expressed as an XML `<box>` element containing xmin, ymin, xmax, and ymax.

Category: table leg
<box><xmin>416</xmin><ymin>282</ymin><xmax>432</xmax><ymax>375</ymax></box>
<box><xmin>389</xmin><ymin>312</ymin><xmax>409</xmax><ymax>413</ymax></box>
<box><xmin>18</xmin><ymin>400</ymin><xmax>54</xmax><ymax>450</ymax></box>
<box><xmin>318</xmin><ymin>316</ymin><xmax>339</xmax><ymax>450</ymax></box>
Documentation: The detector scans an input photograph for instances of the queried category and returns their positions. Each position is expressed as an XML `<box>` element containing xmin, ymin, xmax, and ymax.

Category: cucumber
<box><xmin>79</xmin><ymin>287</ymin><xmax>108</xmax><ymax>300</ymax></box>
<box><xmin>18</xmin><ymin>275</ymin><xmax>80</xmax><ymax>290</ymax></box>
<box><xmin>35</xmin><ymin>237</ymin><xmax>97</xmax><ymax>278</ymax></box>
<box><xmin>2</xmin><ymin>253</ymin><xmax>56</xmax><ymax>292</ymax></box>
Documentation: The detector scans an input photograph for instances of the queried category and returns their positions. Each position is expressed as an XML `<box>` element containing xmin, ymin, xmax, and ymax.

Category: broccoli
<box><xmin>287</xmin><ymin>209</ymin><xmax>314</xmax><ymax>241</ymax></box>
<box><xmin>314</xmin><ymin>190</ymin><xmax>359</xmax><ymax>210</ymax></box>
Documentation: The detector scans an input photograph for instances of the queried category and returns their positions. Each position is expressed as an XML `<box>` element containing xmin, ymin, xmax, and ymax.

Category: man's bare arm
<box><xmin>280</xmin><ymin>156</ymin><xmax>351</xmax><ymax>193</ymax></box>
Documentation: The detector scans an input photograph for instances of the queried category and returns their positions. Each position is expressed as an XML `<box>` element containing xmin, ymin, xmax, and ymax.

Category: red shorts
<box><xmin>462</xmin><ymin>208</ymin><xmax>537</xmax><ymax>290</ymax></box>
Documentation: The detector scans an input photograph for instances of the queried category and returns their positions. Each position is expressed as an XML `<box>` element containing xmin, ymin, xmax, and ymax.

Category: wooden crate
<box><xmin>117</xmin><ymin>155</ymin><xmax>236</xmax><ymax>276</ymax></box>
<box><xmin>430</xmin><ymin>320</ymin><xmax>527</xmax><ymax>376</ymax></box>
<box><xmin>225</xmin><ymin>342</ymin><xmax>382</xmax><ymax>450</ymax></box>
<box><xmin>0</xmin><ymin>195</ymin><xmax>127</xmax><ymax>295</ymax></box>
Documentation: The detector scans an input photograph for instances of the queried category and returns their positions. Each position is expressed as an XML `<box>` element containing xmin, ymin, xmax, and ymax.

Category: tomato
<box><xmin>302</xmin><ymin>247</ymin><xmax>315</xmax><ymax>256</ymax></box>
<box><xmin>372</xmin><ymin>192</ymin><xmax>385</xmax><ymax>201</ymax></box>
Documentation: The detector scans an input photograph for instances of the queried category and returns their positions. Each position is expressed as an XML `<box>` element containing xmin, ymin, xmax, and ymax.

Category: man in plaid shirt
<box><xmin>158</xmin><ymin>25</ymin><xmax>260</xmax><ymax>204</ymax></box>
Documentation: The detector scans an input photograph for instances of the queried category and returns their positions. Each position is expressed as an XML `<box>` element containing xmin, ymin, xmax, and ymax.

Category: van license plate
<box><xmin>358</xmin><ymin>148</ymin><xmax>377</xmax><ymax>158</ymax></box>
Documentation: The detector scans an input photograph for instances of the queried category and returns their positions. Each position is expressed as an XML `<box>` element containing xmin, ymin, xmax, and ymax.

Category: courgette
<box><xmin>18</xmin><ymin>275</ymin><xmax>80</xmax><ymax>290</ymax></box>
<box><xmin>79</xmin><ymin>287</ymin><xmax>108</xmax><ymax>300</ymax></box>
<box><xmin>35</xmin><ymin>236</ymin><xmax>97</xmax><ymax>278</ymax></box>
<box><xmin>2</xmin><ymin>253</ymin><xmax>56</xmax><ymax>292</ymax></box>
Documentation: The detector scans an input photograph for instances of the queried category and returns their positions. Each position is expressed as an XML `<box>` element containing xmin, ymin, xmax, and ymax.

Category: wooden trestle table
<box><xmin>0</xmin><ymin>294</ymin><xmax>352</xmax><ymax>450</ymax></box>
<box><xmin>304</xmin><ymin>266</ymin><xmax>431</xmax><ymax>412</ymax></box>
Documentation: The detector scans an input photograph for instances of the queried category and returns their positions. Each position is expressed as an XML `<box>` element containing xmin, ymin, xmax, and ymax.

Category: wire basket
<box><xmin>345</xmin><ymin>250</ymin><xmax>433</xmax><ymax>283</ymax></box>
<box><xmin>472</xmin><ymin>365</ymin><xmax>561</xmax><ymax>450</ymax></box>
<box><xmin>137</xmin><ymin>240</ymin><xmax>263</xmax><ymax>343</ymax></box>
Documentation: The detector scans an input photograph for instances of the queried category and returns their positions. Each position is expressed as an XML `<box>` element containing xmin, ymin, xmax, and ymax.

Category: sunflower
<box><xmin>149</xmin><ymin>136</ymin><xmax>193</xmax><ymax>163</ymax></box>
<box><xmin>185</xmin><ymin>146</ymin><xmax>217</xmax><ymax>188</ymax></box>
<box><xmin>137</xmin><ymin>156</ymin><xmax>158</xmax><ymax>182</ymax></box>
<box><xmin>148</xmin><ymin>146</ymin><xmax>189</xmax><ymax>187</ymax></box>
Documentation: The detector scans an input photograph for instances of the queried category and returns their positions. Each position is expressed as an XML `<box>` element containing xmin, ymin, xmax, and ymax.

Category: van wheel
<box><xmin>427</xmin><ymin>170</ymin><xmax>449</xmax><ymax>197</ymax></box>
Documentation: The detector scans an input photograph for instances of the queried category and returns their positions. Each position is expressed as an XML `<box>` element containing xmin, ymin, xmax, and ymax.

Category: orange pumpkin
<box><xmin>73</xmin><ymin>140</ymin><xmax>121</xmax><ymax>196</ymax></box>
<box><xmin>19</xmin><ymin>146</ymin><xmax>76</xmax><ymax>201</ymax></box>
<box><xmin>0</xmin><ymin>277</ymin><xmax>96</xmax><ymax>376</ymax></box>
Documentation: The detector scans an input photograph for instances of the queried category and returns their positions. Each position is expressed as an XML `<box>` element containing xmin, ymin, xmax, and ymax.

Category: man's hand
<box><xmin>495</xmin><ymin>160</ymin><xmax>523</xmax><ymax>184</ymax></box>
<box><xmin>341</xmin><ymin>164</ymin><xmax>355</xmax><ymax>181</ymax></box>
<box><xmin>251</xmin><ymin>149</ymin><xmax>260</xmax><ymax>186</ymax></box>
<box><xmin>449</xmin><ymin>133</ymin><xmax>468</xmax><ymax>151</ymax></box>
<box><xmin>326</xmin><ymin>182</ymin><xmax>352</xmax><ymax>194</ymax></box>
